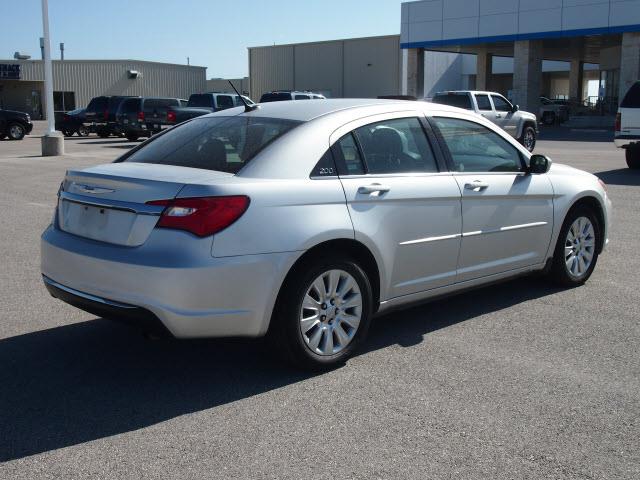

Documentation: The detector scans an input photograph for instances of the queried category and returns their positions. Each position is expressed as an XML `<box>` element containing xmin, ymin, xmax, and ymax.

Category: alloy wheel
<box><xmin>9</xmin><ymin>124</ymin><xmax>24</xmax><ymax>139</ymax></box>
<box><xmin>524</xmin><ymin>129</ymin><xmax>535</xmax><ymax>151</ymax></box>
<box><xmin>564</xmin><ymin>216</ymin><xmax>596</xmax><ymax>278</ymax></box>
<box><xmin>299</xmin><ymin>269</ymin><xmax>362</xmax><ymax>356</ymax></box>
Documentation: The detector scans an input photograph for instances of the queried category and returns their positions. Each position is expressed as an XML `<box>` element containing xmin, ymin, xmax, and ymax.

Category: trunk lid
<box><xmin>58</xmin><ymin>163</ymin><xmax>233</xmax><ymax>246</ymax></box>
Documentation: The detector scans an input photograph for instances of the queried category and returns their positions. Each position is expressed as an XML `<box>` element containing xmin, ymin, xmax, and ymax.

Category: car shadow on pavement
<box><xmin>0</xmin><ymin>277</ymin><xmax>561</xmax><ymax>461</ymax></box>
<box><xmin>596</xmin><ymin>168</ymin><xmax>640</xmax><ymax>186</ymax></box>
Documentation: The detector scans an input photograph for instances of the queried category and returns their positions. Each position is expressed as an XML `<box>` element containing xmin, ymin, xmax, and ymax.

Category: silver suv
<box><xmin>431</xmin><ymin>90</ymin><xmax>538</xmax><ymax>151</ymax></box>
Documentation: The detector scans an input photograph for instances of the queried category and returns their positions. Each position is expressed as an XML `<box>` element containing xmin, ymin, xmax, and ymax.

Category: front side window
<box><xmin>295</xmin><ymin>95</ymin><xmax>310</xmax><ymax>100</ymax></box>
<box><xmin>475</xmin><ymin>94</ymin><xmax>492</xmax><ymax>111</ymax></box>
<box><xmin>491</xmin><ymin>95</ymin><xmax>512</xmax><ymax>112</ymax></box>
<box><xmin>354</xmin><ymin>118</ymin><xmax>438</xmax><ymax>174</ymax></box>
<box><xmin>123</xmin><ymin>116</ymin><xmax>300</xmax><ymax>174</ymax></box>
<box><xmin>432</xmin><ymin>117</ymin><xmax>523</xmax><ymax>173</ymax></box>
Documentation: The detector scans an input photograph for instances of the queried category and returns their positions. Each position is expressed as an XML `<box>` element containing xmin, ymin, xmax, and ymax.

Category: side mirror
<box><xmin>512</xmin><ymin>104</ymin><xmax>520</xmax><ymax>113</ymax></box>
<box><xmin>528</xmin><ymin>154</ymin><xmax>552</xmax><ymax>174</ymax></box>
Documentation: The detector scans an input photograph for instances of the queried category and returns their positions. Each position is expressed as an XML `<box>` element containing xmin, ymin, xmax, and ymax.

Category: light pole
<box><xmin>40</xmin><ymin>0</ymin><xmax>64</xmax><ymax>156</ymax></box>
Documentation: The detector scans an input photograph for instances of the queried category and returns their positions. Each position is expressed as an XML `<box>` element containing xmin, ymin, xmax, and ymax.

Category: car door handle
<box><xmin>357</xmin><ymin>183</ymin><xmax>390</xmax><ymax>195</ymax></box>
<box><xmin>496</xmin><ymin>114</ymin><xmax>502</xmax><ymax>118</ymax></box>
<box><xmin>464</xmin><ymin>181</ymin><xmax>489</xmax><ymax>191</ymax></box>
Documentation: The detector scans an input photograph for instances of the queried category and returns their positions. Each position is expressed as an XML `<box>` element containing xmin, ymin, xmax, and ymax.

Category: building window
<box><xmin>53</xmin><ymin>91</ymin><xmax>76</xmax><ymax>112</ymax></box>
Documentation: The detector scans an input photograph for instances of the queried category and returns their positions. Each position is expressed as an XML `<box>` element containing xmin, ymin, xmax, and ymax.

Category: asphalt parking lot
<box><xmin>1</xmin><ymin>126</ymin><xmax>638</xmax><ymax>479</ymax></box>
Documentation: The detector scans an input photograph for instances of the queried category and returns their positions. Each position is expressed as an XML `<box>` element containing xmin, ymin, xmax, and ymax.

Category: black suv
<box><xmin>115</xmin><ymin>97</ymin><xmax>187</xmax><ymax>141</ymax></box>
<box><xmin>84</xmin><ymin>96</ymin><xmax>138</xmax><ymax>138</ymax></box>
<box><xmin>0</xmin><ymin>109</ymin><xmax>33</xmax><ymax>140</ymax></box>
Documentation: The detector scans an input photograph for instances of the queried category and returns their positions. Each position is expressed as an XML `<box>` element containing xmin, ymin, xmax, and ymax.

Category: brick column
<box><xmin>569</xmin><ymin>58</ymin><xmax>583</xmax><ymax>102</ymax></box>
<box><xmin>406</xmin><ymin>48</ymin><xmax>425</xmax><ymax>99</ymax></box>
<box><xmin>476</xmin><ymin>49</ymin><xmax>492</xmax><ymax>91</ymax></box>
<box><xmin>512</xmin><ymin>40</ymin><xmax>542</xmax><ymax>116</ymax></box>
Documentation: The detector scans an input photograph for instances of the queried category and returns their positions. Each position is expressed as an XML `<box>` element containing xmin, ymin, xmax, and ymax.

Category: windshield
<box><xmin>123</xmin><ymin>116</ymin><xmax>301</xmax><ymax>174</ymax></box>
<box><xmin>188</xmin><ymin>94</ymin><xmax>214</xmax><ymax>108</ymax></box>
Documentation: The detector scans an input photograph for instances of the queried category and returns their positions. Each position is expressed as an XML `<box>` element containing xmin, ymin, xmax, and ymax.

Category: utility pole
<box><xmin>41</xmin><ymin>0</ymin><xmax>64</xmax><ymax>156</ymax></box>
<box><xmin>60</xmin><ymin>42</ymin><xmax>64</xmax><ymax>61</ymax></box>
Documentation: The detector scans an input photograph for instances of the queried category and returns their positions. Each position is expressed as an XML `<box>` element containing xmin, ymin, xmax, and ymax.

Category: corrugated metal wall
<box><xmin>2</xmin><ymin>59</ymin><xmax>206</xmax><ymax>110</ymax></box>
<box><xmin>206</xmin><ymin>77</ymin><xmax>250</xmax><ymax>95</ymax></box>
<box><xmin>249</xmin><ymin>35</ymin><xmax>401</xmax><ymax>101</ymax></box>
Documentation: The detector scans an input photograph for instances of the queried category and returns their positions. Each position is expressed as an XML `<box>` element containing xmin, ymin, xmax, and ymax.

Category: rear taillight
<box><xmin>137</xmin><ymin>111</ymin><xmax>145</xmax><ymax>122</ymax></box>
<box><xmin>615</xmin><ymin>112</ymin><xmax>621</xmax><ymax>132</ymax></box>
<box><xmin>146</xmin><ymin>196</ymin><xmax>250</xmax><ymax>237</ymax></box>
<box><xmin>103</xmin><ymin>109</ymin><xmax>109</xmax><ymax>120</ymax></box>
<box><xmin>167</xmin><ymin>110</ymin><xmax>176</xmax><ymax>123</ymax></box>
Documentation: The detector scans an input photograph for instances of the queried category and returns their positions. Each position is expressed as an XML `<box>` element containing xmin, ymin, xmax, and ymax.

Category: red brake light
<box><xmin>167</xmin><ymin>110</ymin><xmax>176</xmax><ymax>123</ymax></box>
<box><xmin>137</xmin><ymin>111</ymin><xmax>145</xmax><ymax>122</ymax></box>
<box><xmin>147</xmin><ymin>196</ymin><xmax>250</xmax><ymax>237</ymax></box>
<box><xmin>615</xmin><ymin>112</ymin><xmax>621</xmax><ymax>132</ymax></box>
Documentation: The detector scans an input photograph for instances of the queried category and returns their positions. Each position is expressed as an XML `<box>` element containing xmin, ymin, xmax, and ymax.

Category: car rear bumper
<box><xmin>614</xmin><ymin>134</ymin><xmax>640</xmax><ymax>147</ymax></box>
<box><xmin>41</xmin><ymin>224</ymin><xmax>298</xmax><ymax>338</ymax></box>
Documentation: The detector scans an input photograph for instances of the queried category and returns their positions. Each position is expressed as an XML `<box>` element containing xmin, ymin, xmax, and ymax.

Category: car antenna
<box><xmin>228</xmin><ymin>80</ymin><xmax>257</xmax><ymax>112</ymax></box>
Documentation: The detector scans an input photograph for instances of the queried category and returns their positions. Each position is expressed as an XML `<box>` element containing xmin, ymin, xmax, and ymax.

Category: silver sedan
<box><xmin>41</xmin><ymin>99</ymin><xmax>612</xmax><ymax>369</ymax></box>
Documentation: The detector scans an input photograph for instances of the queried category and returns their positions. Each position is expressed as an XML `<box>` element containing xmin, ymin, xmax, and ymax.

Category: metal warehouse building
<box><xmin>0</xmin><ymin>59</ymin><xmax>206</xmax><ymax>119</ymax></box>
<box><xmin>248</xmin><ymin>35</ymin><xmax>402</xmax><ymax>101</ymax></box>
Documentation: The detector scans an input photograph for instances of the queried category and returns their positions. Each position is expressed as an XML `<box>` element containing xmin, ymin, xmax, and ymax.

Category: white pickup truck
<box><xmin>614</xmin><ymin>81</ymin><xmax>640</xmax><ymax>169</ymax></box>
<box><xmin>431</xmin><ymin>90</ymin><xmax>538</xmax><ymax>152</ymax></box>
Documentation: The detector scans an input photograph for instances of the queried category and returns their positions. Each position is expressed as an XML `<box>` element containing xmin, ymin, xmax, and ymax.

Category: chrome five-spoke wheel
<box><xmin>564</xmin><ymin>216</ymin><xmax>596</xmax><ymax>278</ymax></box>
<box><xmin>300</xmin><ymin>269</ymin><xmax>362</xmax><ymax>356</ymax></box>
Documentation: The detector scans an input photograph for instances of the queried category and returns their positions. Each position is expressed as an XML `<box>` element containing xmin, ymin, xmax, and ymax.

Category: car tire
<box><xmin>548</xmin><ymin>205</ymin><xmax>600</xmax><ymax>287</ymax></box>
<box><xmin>271</xmin><ymin>256</ymin><xmax>374</xmax><ymax>371</ymax></box>
<box><xmin>126</xmin><ymin>134</ymin><xmax>139</xmax><ymax>142</ymax></box>
<box><xmin>625</xmin><ymin>146</ymin><xmax>640</xmax><ymax>169</ymax></box>
<box><xmin>542</xmin><ymin>112</ymin><xmax>556</xmax><ymax>125</ymax></box>
<box><xmin>519</xmin><ymin>125</ymin><xmax>536</xmax><ymax>152</ymax></box>
<box><xmin>7</xmin><ymin>123</ymin><xmax>26</xmax><ymax>140</ymax></box>
<box><xmin>62</xmin><ymin>129</ymin><xmax>74</xmax><ymax>137</ymax></box>
<box><xmin>78</xmin><ymin>125</ymin><xmax>90</xmax><ymax>137</ymax></box>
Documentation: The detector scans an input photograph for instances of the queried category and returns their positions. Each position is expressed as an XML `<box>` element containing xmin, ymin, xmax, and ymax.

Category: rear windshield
<box><xmin>123</xmin><ymin>116</ymin><xmax>301</xmax><ymax>174</ymax></box>
<box><xmin>260</xmin><ymin>92</ymin><xmax>292</xmax><ymax>102</ymax></box>
<box><xmin>432</xmin><ymin>93</ymin><xmax>472</xmax><ymax>110</ymax></box>
<box><xmin>144</xmin><ymin>98</ymin><xmax>178</xmax><ymax>111</ymax></box>
<box><xmin>120</xmin><ymin>98</ymin><xmax>141</xmax><ymax>113</ymax></box>
<box><xmin>621</xmin><ymin>81</ymin><xmax>640</xmax><ymax>108</ymax></box>
<box><xmin>188</xmin><ymin>94</ymin><xmax>214</xmax><ymax>108</ymax></box>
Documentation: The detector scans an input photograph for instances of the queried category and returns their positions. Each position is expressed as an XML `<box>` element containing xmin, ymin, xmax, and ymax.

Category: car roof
<box><xmin>206</xmin><ymin>98</ymin><xmax>465</xmax><ymax>122</ymax></box>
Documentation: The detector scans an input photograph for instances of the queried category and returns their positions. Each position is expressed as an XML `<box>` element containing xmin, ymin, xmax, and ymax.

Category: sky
<box><xmin>1</xmin><ymin>0</ymin><xmax>405</xmax><ymax>78</ymax></box>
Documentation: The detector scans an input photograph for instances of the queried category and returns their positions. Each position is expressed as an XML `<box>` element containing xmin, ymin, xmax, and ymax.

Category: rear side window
<box><xmin>333</xmin><ymin>133</ymin><xmax>365</xmax><ymax>175</ymax></box>
<box><xmin>123</xmin><ymin>116</ymin><xmax>301</xmax><ymax>174</ymax></box>
<box><xmin>295</xmin><ymin>95</ymin><xmax>310</xmax><ymax>100</ymax></box>
<box><xmin>475</xmin><ymin>94</ymin><xmax>492</xmax><ymax>110</ymax></box>
<box><xmin>216</xmin><ymin>95</ymin><xmax>234</xmax><ymax>110</ymax></box>
<box><xmin>621</xmin><ymin>81</ymin><xmax>640</xmax><ymax>108</ymax></box>
<box><xmin>432</xmin><ymin>93</ymin><xmax>472</xmax><ymax>110</ymax></box>
<box><xmin>432</xmin><ymin>117</ymin><xmax>523</xmax><ymax>173</ymax></box>
<box><xmin>311</xmin><ymin>150</ymin><xmax>337</xmax><ymax>177</ymax></box>
<box><xmin>354</xmin><ymin>118</ymin><xmax>438</xmax><ymax>174</ymax></box>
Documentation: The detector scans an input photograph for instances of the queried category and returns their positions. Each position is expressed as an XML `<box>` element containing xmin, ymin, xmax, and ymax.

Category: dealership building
<box><xmin>0</xmin><ymin>59</ymin><xmax>206</xmax><ymax>119</ymax></box>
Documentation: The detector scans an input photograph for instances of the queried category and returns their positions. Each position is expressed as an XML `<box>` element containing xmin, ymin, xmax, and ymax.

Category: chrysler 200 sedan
<box><xmin>41</xmin><ymin>99</ymin><xmax>612</xmax><ymax>369</ymax></box>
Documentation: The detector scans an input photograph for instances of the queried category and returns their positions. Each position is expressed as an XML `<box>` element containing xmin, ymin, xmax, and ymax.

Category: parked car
<box><xmin>116</xmin><ymin>97</ymin><xmax>187</xmax><ymax>141</ymax></box>
<box><xmin>539</xmin><ymin>96</ymin><xmax>570</xmax><ymax>125</ymax></box>
<box><xmin>41</xmin><ymin>99</ymin><xmax>611</xmax><ymax>370</ymax></box>
<box><xmin>260</xmin><ymin>91</ymin><xmax>326</xmax><ymax>102</ymax></box>
<box><xmin>84</xmin><ymin>95</ymin><xmax>138</xmax><ymax>138</ymax></box>
<box><xmin>431</xmin><ymin>90</ymin><xmax>538</xmax><ymax>151</ymax></box>
<box><xmin>614</xmin><ymin>80</ymin><xmax>640</xmax><ymax>169</ymax></box>
<box><xmin>0</xmin><ymin>108</ymin><xmax>33</xmax><ymax>140</ymax></box>
<box><xmin>57</xmin><ymin>108</ymin><xmax>90</xmax><ymax>137</ymax></box>
<box><xmin>166</xmin><ymin>93</ymin><xmax>254</xmax><ymax>125</ymax></box>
